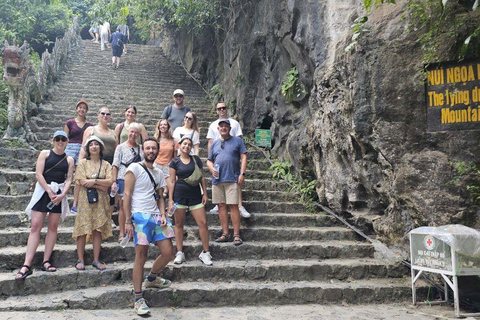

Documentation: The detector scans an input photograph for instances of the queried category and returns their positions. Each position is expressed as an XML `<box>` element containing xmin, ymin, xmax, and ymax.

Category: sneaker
<box><xmin>134</xmin><ymin>298</ymin><xmax>150</xmax><ymax>315</ymax></box>
<box><xmin>209</xmin><ymin>205</ymin><xmax>219</xmax><ymax>213</ymax></box>
<box><xmin>199</xmin><ymin>251</ymin><xmax>213</xmax><ymax>266</ymax></box>
<box><xmin>239</xmin><ymin>206</ymin><xmax>251</xmax><ymax>218</ymax></box>
<box><xmin>143</xmin><ymin>277</ymin><xmax>172</xmax><ymax>288</ymax></box>
<box><xmin>70</xmin><ymin>206</ymin><xmax>77</xmax><ymax>214</ymax></box>
<box><xmin>173</xmin><ymin>251</ymin><xmax>186</xmax><ymax>264</ymax></box>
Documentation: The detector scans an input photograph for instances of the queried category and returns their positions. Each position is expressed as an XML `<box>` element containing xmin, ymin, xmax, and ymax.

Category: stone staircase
<box><xmin>0</xmin><ymin>40</ymin><xmax>427</xmax><ymax>311</ymax></box>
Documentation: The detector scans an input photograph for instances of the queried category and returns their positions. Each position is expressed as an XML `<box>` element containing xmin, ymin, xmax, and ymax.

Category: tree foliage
<box><xmin>0</xmin><ymin>0</ymin><xmax>73</xmax><ymax>54</ymax></box>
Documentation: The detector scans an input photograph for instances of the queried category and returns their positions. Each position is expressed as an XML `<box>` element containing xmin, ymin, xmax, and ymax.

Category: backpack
<box><xmin>164</xmin><ymin>104</ymin><xmax>191</xmax><ymax>119</ymax></box>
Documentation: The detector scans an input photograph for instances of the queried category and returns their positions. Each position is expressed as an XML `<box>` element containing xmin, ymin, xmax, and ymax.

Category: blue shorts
<box><xmin>117</xmin><ymin>179</ymin><xmax>125</xmax><ymax>196</ymax></box>
<box><xmin>132</xmin><ymin>212</ymin><xmax>174</xmax><ymax>246</ymax></box>
<box><xmin>65</xmin><ymin>143</ymin><xmax>82</xmax><ymax>165</ymax></box>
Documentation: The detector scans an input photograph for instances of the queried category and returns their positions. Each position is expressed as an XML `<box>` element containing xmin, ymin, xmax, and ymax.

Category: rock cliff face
<box><xmin>160</xmin><ymin>0</ymin><xmax>480</xmax><ymax>246</ymax></box>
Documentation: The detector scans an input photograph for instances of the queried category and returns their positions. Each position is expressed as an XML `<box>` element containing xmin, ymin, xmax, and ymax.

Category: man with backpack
<box><xmin>109</xmin><ymin>27</ymin><xmax>125</xmax><ymax>69</ymax></box>
<box><xmin>161</xmin><ymin>89</ymin><xmax>191</xmax><ymax>131</ymax></box>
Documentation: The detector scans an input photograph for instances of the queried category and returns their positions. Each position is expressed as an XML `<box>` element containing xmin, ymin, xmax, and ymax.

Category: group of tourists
<box><xmin>15</xmin><ymin>89</ymin><xmax>249</xmax><ymax>315</ymax></box>
<box><xmin>89</xmin><ymin>21</ymin><xmax>129</xmax><ymax>69</ymax></box>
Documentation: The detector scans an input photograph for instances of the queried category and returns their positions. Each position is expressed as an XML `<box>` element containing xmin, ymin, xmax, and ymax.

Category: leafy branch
<box><xmin>270</xmin><ymin>160</ymin><xmax>318</xmax><ymax>212</ymax></box>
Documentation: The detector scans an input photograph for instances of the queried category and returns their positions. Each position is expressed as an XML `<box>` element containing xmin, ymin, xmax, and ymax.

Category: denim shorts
<box><xmin>65</xmin><ymin>143</ymin><xmax>82</xmax><ymax>165</ymax></box>
<box><xmin>132</xmin><ymin>212</ymin><xmax>174</xmax><ymax>246</ymax></box>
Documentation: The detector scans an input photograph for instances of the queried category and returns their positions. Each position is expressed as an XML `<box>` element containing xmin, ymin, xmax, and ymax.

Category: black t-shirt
<box><xmin>169</xmin><ymin>155</ymin><xmax>203</xmax><ymax>199</ymax></box>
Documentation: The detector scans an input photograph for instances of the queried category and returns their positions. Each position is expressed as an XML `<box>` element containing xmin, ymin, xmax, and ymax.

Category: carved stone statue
<box><xmin>1</xmin><ymin>40</ymin><xmax>38</xmax><ymax>142</ymax></box>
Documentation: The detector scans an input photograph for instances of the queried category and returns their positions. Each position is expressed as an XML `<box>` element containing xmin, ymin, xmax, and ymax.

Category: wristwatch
<box><xmin>241</xmin><ymin>173</ymin><xmax>245</xmax><ymax>176</ymax></box>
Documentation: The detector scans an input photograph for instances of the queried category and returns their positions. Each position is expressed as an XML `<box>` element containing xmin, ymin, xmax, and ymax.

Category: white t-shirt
<box><xmin>127</xmin><ymin>162</ymin><xmax>166</xmax><ymax>215</ymax></box>
<box><xmin>206</xmin><ymin>118</ymin><xmax>243</xmax><ymax>141</ymax></box>
<box><xmin>172</xmin><ymin>127</ymin><xmax>200</xmax><ymax>155</ymax></box>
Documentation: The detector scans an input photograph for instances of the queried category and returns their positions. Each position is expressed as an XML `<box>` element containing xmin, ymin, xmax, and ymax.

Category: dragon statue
<box><xmin>1</xmin><ymin>40</ymin><xmax>38</xmax><ymax>142</ymax></box>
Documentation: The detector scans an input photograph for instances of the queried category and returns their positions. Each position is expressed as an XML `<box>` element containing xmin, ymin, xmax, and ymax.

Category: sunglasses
<box><xmin>100</xmin><ymin>112</ymin><xmax>111</xmax><ymax>117</ymax></box>
<box><xmin>217</xmin><ymin>107</ymin><xmax>227</xmax><ymax>111</ymax></box>
<box><xmin>184</xmin><ymin>116</ymin><xmax>193</xmax><ymax>121</ymax></box>
<box><xmin>174</xmin><ymin>94</ymin><xmax>184</xmax><ymax>98</ymax></box>
<box><xmin>54</xmin><ymin>136</ymin><xmax>67</xmax><ymax>142</ymax></box>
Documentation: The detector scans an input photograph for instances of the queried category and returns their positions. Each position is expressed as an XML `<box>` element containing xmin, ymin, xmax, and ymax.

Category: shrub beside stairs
<box><xmin>0</xmin><ymin>40</ymin><xmax>428</xmax><ymax>311</ymax></box>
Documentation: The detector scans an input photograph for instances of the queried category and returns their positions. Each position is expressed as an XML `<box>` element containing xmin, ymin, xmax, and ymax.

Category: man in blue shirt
<box><xmin>207</xmin><ymin>119</ymin><xmax>248</xmax><ymax>246</ymax></box>
<box><xmin>109</xmin><ymin>27</ymin><xmax>125</xmax><ymax>69</ymax></box>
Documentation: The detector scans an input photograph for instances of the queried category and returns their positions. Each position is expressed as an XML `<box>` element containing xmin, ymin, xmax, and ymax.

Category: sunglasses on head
<box><xmin>54</xmin><ymin>136</ymin><xmax>67</xmax><ymax>142</ymax></box>
<box><xmin>217</xmin><ymin>107</ymin><xmax>227</xmax><ymax>111</ymax></box>
<box><xmin>221</xmin><ymin>140</ymin><xmax>225</xmax><ymax>149</ymax></box>
<box><xmin>184</xmin><ymin>116</ymin><xmax>193</xmax><ymax>121</ymax></box>
<box><xmin>174</xmin><ymin>94</ymin><xmax>184</xmax><ymax>98</ymax></box>
<box><xmin>100</xmin><ymin>112</ymin><xmax>111</xmax><ymax>116</ymax></box>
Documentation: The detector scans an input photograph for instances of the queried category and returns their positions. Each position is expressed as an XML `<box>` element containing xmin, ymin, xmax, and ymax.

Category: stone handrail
<box><xmin>1</xmin><ymin>17</ymin><xmax>80</xmax><ymax>142</ymax></box>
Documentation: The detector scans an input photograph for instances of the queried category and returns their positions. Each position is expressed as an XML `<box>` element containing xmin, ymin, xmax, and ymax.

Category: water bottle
<box><xmin>110</xmin><ymin>183</ymin><xmax>119</xmax><ymax>197</ymax></box>
<box><xmin>46</xmin><ymin>201</ymin><xmax>55</xmax><ymax>210</ymax></box>
<box><xmin>167</xmin><ymin>202</ymin><xmax>178</xmax><ymax>218</ymax></box>
<box><xmin>213</xmin><ymin>163</ymin><xmax>220</xmax><ymax>178</ymax></box>
<box><xmin>119</xmin><ymin>235</ymin><xmax>130</xmax><ymax>248</ymax></box>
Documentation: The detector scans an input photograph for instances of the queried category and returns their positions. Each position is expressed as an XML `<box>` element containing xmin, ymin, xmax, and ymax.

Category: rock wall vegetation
<box><xmin>159</xmin><ymin>0</ymin><xmax>480</xmax><ymax>248</ymax></box>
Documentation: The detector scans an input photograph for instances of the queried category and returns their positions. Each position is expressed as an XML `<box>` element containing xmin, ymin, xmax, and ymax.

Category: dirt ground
<box><xmin>0</xmin><ymin>303</ymin><xmax>478</xmax><ymax>320</ymax></box>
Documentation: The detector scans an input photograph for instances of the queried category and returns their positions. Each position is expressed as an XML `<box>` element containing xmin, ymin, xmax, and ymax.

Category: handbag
<box><xmin>87</xmin><ymin>160</ymin><xmax>102</xmax><ymax>204</ymax></box>
<box><xmin>87</xmin><ymin>188</ymin><xmax>99</xmax><ymax>203</ymax></box>
<box><xmin>182</xmin><ymin>156</ymin><xmax>203</xmax><ymax>186</ymax></box>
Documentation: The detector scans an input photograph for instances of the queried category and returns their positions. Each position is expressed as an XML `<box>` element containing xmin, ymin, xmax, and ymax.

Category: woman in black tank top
<box><xmin>15</xmin><ymin>131</ymin><xmax>74</xmax><ymax>280</ymax></box>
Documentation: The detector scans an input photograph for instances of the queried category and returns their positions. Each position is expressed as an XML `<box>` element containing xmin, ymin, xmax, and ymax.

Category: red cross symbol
<box><xmin>426</xmin><ymin>238</ymin><xmax>433</xmax><ymax>246</ymax></box>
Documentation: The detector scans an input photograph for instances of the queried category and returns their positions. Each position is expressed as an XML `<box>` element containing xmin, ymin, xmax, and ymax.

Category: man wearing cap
<box><xmin>124</xmin><ymin>138</ymin><xmax>175</xmax><ymax>315</ymax></box>
<box><xmin>161</xmin><ymin>89</ymin><xmax>191</xmax><ymax>131</ymax></box>
<box><xmin>206</xmin><ymin>102</ymin><xmax>250</xmax><ymax>218</ymax></box>
<box><xmin>207</xmin><ymin>119</ymin><xmax>248</xmax><ymax>246</ymax></box>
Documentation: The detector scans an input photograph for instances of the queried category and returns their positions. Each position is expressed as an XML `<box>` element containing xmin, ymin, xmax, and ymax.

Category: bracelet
<box><xmin>126</xmin><ymin>222</ymin><xmax>132</xmax><ymax>225</ymax></box>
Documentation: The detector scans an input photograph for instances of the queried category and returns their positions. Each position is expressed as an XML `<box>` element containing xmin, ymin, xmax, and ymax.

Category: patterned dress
<box><xmin>73</xmin><ymin>159</ymin><xmax>113</xmax><ymax>242</ymax></box>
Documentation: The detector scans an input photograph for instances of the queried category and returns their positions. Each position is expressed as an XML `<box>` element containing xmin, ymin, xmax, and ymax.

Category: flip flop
<box><xmin>15</xmin><ymin>265</ymin><xmax>32</xmax><ymax>280</ymax></box>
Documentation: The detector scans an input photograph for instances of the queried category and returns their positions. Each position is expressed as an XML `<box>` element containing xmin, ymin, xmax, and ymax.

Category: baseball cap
<box><xmin>173</xmin><ymin>89</ymin><xmax>184</xmax><ymax>96</ymax></box>
<box><xmin>76</xmin><ymin>100</ymin><xmax>89</xmax><ymax>109</ymax></box>
<box><xmin>53</xmin><ymin>130</ymin><xmax>68</xmax><ymax>139</ymax></box>
<box><xmin>218</xmin><ymin>119</ymin><xmax>231</xmax><ymax>126</ymax></box>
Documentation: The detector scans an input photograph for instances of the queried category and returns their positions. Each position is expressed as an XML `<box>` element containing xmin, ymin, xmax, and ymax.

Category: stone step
<box><xmin>0</xmin><ymin>259</ymin><xmax>409</xmax><ymax>298</ymax></box>
<box><xmin>0</xmin><ymin>225</ymin><xmax>357</xmax><ymax>247</ymax></box>
<box><xmin>0</xmin><ymin>211</ymin><xmax>339</xmax><ymax>229</ymax></box>
<box><xmin>0</xmin><ymin>277</ymin><xmax>427</xmax><ymax>311</ymax></box>
<box><xmin>0</xmin><ymin>240</ymin><xmax>375</xmax><ymax>270</ymax></box>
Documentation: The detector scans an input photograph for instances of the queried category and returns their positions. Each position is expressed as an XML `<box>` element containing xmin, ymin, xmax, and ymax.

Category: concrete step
<box><xmin>0</xmin><ymin>225</ymin><xmax>358</xmax><ymax>247</ymax></box>
<box><xmin>0</xmin><ymin>277</ymin><xmax>428</xmax><ymax>311</ymax></box>
<box><xmin>0</xmin><ymin>240</ymin><xmax>375</xmax><ymax>270</ymax></box>
<box><xmin>0</xmin><ymin>259</ymin><xmax>409</xmax><ymax>298</ymax></box>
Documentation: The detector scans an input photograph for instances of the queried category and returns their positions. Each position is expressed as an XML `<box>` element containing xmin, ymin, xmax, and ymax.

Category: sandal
<box><xmin>40</xmin><ymin>260</ymin><xmax>57</xmax><ymax>272</ymax></box>
<box><xmin>215</xmin><ymin>233</ymin><xmax>230</xmax><ymax>243</ymax></box>
<box><xmin>233</xmin><ymin>234</ymin><xmax>243</xmax><ymax>246</ymax></box>
<box><xmin>15</xmin><ymin>265</ymin><xmax>33</xmax><ymax>280</ymax></box>
<box><xmin>117</xmin><ymin>234</ymin><xmax>125</xmax><ymax>243</ymax></box>
<box><xmin>75</xmin><ymin>260</ymin><xmax>85</xmax><ymax>271</ymax></box>
<box><xmin>92</xmin><ymin>260</ymin><xmax>106</xmax><ymax>270</ymax></box>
